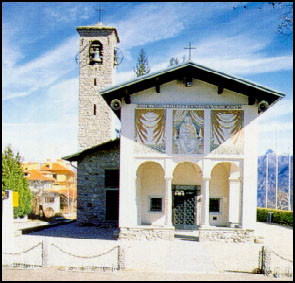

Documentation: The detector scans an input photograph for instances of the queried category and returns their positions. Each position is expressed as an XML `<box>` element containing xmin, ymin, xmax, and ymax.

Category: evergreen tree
<box><xmin>168</xmin><ymin>57</ymin><xmax>180</xmax><ymax>67</ymax></box>
<box><xmin>2</xmin><ymin>145</ymin><xmax>32</xmax><ymax>218</ymax></box>
<box><xmin>134</xmin><ymin>48</ymin><xmax>150</xmax><ymax>77</ymax></box>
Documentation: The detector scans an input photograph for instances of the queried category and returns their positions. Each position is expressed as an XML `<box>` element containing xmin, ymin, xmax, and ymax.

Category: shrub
<box><xmin>257</xmin><ymin>207</ymin><xmax>293</xmax><ymax>226</ymax></box>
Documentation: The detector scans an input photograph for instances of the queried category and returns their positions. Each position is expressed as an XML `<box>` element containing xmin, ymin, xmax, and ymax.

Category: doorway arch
<box><xmin>172</xmin><ymin>162</ymin><xmax>203</xmax><ymax>229</ymax></box>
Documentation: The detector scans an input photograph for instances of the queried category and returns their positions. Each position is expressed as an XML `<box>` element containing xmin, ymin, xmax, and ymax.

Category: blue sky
<box><xmin>2</xmin><ymin>2</ymin><xmax>293</xmax><ymax>162</ymax></box>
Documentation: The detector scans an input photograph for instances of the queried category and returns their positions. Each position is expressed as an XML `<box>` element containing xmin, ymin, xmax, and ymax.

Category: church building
<box><xmin>63</xmin><ymin>22</ymin><xmax>285</xmax><ymax>241</ymax></box>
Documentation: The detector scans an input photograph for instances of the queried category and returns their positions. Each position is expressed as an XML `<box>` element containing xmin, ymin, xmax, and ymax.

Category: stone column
<box><xmin>131</xmin><ymin>176</ymin><xmax>138</xmax><ymax>226</ymax></box>
<box><xmin>200</xmin><ymin>177</ymin><xmax>210</xmax><ymax>227</ymax></box>
<box><xmin>136</xmin><ymin>177</ymin><xmax>141</xmax><ymax>225</ymax></box>
<box><xmin>165</xmin><ymin>176</ymin><xmax>173</xmax><ymax>226</ymax></box>
<box><xmin>228</xmin><ymin>178</ymin><xmax>241</xmax><ymax>228</ymax></box>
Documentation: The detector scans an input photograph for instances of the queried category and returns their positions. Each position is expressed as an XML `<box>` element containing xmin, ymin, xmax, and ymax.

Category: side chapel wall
<box><xmin>76</xmin><ymin>144</ymin><xmax>120</xmax><ymax>225</ymax></box>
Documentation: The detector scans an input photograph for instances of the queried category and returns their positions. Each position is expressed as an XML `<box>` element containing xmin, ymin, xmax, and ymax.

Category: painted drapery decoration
<box><xmin>173</xmin><ymin>110</ymin><xmax>204</xmax><ymax>154</ymax></box>
<box><xmin>135</xmin><ymin>109</ymin><xmax>166</xmax><ymax>153</ymax></box>
<box><xmin>210</xmin><ymin>110</ymin><xmax>244</xmax><ymax>155</ymax></box>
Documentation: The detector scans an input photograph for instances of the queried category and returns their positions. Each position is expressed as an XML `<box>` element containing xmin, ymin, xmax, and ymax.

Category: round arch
<box><xmin>209</xmin><ymin>161</ymin><xmax>242</xmax><ymax>227</ymax></box>
<box><xmin>136</xmin><ymin>161</ymin><xmax>165</xmax><ymax>178</ymax></box>
<box><xmin>136</xmin><ymin>161</ymin><xmax>166</xmax><ymax>226</ymax></box>
<box><xmin>172</xmin><ymin>162</ymin><xmax>203</xmax><ymax>185</ymax></box>
<box><xmin>208</xmin><ymin>161</ymin><xmax>241</xmax><ymax>179</ymax></box>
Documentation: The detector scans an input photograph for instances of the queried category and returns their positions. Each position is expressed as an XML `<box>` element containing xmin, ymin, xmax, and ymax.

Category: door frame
<box><xmin>172</xmin><ymin>185</ymin><xmax>200</xmax><ymax>230</ymax></box>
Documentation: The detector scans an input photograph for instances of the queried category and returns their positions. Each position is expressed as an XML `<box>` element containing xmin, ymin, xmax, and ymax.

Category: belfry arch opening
<box><xmin>89</xmin><ymin>40</ymin><xmax>103</xmax><ymax>65</ymax></box>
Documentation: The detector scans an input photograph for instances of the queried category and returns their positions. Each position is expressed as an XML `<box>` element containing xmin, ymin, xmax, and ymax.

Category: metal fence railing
<box><xmin>2</xmin><ymin>242</ymin><xmax>43</xmax><ymax>269</ymax></box>
<box><xmin>50</xmin><ymin>243</ymin><xmax>120</xmax><ymax>272</ymax></box>
<box><xmin>258</xmin><ymin>245</ymin><xmax>293</xmax><ymax>278</ymax></box>
<box><xmin>2</xmin><ymin>240</ymin><xmax>123</xmax><ymax>272</ymax></box>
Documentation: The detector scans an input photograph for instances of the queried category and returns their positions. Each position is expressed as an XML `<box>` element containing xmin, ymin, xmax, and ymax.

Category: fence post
<box><xmin>117</xmin><ymin>245</ymin><xmax>125</xmax><ymax>270</ymax></box>
<box><xmin>260</xmin><ymin>245</ymin><xmax>272</xmax><ymax>275</ymax></box>
<box><xmin>42</xmin><ymin>239</ymin><xmax>51</xmax><ymax>267</ymax></box>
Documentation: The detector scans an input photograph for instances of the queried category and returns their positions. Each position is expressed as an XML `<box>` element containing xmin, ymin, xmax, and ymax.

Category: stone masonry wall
<box><xmin>76</xmin><ymin>144</ymin><xmax>120</xmax><ymax>226</ymax></box>
<box><xmin>199</xmin><ymin>228</ymin><xmax>255</xmax><ymax>243</ymax></box>
<box><xmin>78</xmin><ymin>27</ymin><xmax>118</xmax><ymax>150</ymax></box>
<box><xmin>119</xmin><ymin>227</ymin><xmax>175</xmax><ymax>241</ymax></box>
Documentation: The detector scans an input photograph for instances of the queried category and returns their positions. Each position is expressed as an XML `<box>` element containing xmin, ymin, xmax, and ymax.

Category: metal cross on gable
<box><xmin>184</xmin><ymin>42</ymin><xmax>196</xmax><ymax>61</ymax></box>
<box><xmin>95</xmin><ymin>3</ymin><xmax>104</xmax><ymax>23</ymax></box>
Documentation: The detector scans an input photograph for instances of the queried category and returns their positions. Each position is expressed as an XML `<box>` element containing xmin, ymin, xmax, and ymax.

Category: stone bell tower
<box><xmin>76</xmin><ymin>23</ymin><xmax>120</xmax><ymax>150</ymax></box>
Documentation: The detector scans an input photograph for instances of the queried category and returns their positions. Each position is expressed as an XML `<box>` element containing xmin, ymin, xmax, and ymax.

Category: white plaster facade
<box><xmin>119</xmin><ymin>79</ymin><xmax>258</xmax><ymax>231</ymax></box>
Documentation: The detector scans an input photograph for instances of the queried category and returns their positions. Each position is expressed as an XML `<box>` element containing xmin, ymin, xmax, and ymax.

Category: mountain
<box><xmin>257</xmin><ymin>152</ymin><xmax>293</xmax><ymax>210</ymax></box>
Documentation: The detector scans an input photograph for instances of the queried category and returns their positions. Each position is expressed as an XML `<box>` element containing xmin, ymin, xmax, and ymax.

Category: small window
<box><xmin>94</xmin><ymin>104</ymin><xmax>97</xmax><ymax>115</ymax></box>
<box><xmin>45</xmin><ymin>197</ymin><xmax>55</xmax><ymax>203</ymax></box>
<box><xmin>209</xmin><ymin>198</ymin><xmax>221</xmax><ymax>213</ymax></box>
<box><xmin>150</xmin><ymin>198</ymin><xmax>162</xmax><ymax>212</ymax></box>
<box><xmin>105</xmin><ymin>170</ymin><xmax>119</xmax><ymax>188</ymax></box>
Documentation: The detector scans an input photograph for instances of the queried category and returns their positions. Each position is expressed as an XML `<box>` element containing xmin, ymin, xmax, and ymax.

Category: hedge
<box><xmin>257</xmin><ymin>207</ymin><xmax>293</xmax><ymax>226</ymax></box>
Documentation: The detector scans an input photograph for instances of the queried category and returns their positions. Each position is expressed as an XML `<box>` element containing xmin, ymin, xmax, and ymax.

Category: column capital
<box><xmin>203</xmin><ymin>176</ymin><xmax>211</xmax><ymax>182</ymax></box>
<box><xmin>229</xmin><ymin>177</ymin><xmax>241</xmax><ymax>183</ymax></box>
<box><xmin>165</xmin><ymin>176</ymin><xmax>173</xmax><ymax>181</ymax></box>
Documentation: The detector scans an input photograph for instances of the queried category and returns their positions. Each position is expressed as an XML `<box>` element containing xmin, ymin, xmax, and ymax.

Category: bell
<box><xmin>92</xmin><ymin>50</ymin><xmax>102</xmax><ymax>64</ymax></box>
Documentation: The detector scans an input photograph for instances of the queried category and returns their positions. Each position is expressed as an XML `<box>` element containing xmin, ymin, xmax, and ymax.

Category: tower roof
<box><xmin>76</xmin><ymin>23</ymin><xmax>120</xmax><ymax>43</ymax></box>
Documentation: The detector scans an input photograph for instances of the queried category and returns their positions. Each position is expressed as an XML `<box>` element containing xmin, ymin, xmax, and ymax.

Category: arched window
<box><xmin>89</xmin><ymin>41</ymin><xmax>103</xmax><ymax>65</ymax></box>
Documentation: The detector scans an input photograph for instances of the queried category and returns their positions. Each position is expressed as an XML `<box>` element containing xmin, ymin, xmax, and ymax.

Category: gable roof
<box><xmin>40</xmin><ymin>162</ymin><xmax>75</xmax><ymax>176</ymax></box>
<box><xmin>62</xmin><ymin>138</ymin><xmax>120</xmax><ymax>162</ymax></box>
<box><xmin>24</xmin><ymin>170</ymin><xmax>55</xmax><ymax>182</ymax></box>
<box><xmin>100</xmin><ymin>61</ymin><xmax>285</xmax><ymax>117</ymax></box>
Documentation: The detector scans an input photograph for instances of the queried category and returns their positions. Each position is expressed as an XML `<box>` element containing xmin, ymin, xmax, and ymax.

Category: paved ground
<box><xmin>166</xmin><ymin>237</ymin><xmax>218</xmax><ymax>274</ymax></box>
<box><xmin>254</xmin><ymin>222</ymin><xmax>293</xmax><ymax>260</ymax></box>
<box><xmin>2</xmin><ymin>266</ymin><xmax>292</xmax><ymax>281</ymax></box>
<box><xmin>204</xmin><ymin>222</ymin><xmax>293</xmax><ymax>274</ymax></box>
<box><xmin>2</xmin><ymin>220</ymin><xmax>293</xmax><ymax>281</ymax></box>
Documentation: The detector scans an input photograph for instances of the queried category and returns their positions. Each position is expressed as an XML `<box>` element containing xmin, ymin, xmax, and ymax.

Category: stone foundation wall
<box><xmin>76</xmin><ymin>143</ymin><xmax>120</xmax><ymax>226</ymax></box>
<box><xmin>199</xmin><ymin>228</ymin><xmax>255</xmax><ymax>243</ymax></box>
<box><xmin>119</xmin><ymin>227</ymin><xmax>175</xmax><ymax>241</ymax></box>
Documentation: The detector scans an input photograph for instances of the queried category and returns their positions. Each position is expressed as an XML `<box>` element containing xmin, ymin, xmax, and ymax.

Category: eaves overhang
<box><xmin>62</xmin><ymin>138</ymin><xmax>120</xmax><ymax>162</ymax></box>
<box><xmin>100</xmin><ymin>61</ymin><xmax>285</xmax><ymax>118</ymax></box>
